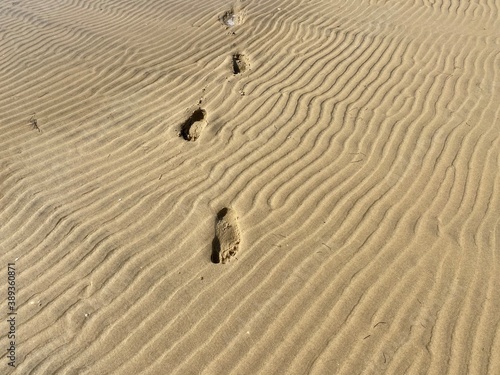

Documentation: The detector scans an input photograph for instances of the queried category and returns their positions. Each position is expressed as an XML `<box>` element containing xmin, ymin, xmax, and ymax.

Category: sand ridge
<box><xmin>0</xmin><ymin>0</ymin><xmax>499</xmax><ymax>374</ymax></box>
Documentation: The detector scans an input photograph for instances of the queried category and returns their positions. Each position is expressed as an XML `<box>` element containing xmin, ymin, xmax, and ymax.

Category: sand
<box><xmin>0</xmin><ymin>0</ymin><xmax>499</xmax><ymax>374</ymax></box>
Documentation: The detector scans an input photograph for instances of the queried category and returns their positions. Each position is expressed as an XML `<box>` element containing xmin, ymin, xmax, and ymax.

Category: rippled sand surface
<box><xmin>1</xmin><ymin>0</ymin><xmax>499</xmax><ymax>374</ymax></box>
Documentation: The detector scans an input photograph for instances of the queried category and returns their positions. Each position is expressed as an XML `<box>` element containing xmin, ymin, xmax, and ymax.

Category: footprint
<box><xmin>220</xmin><ymin>8</ymin><xmax>242</xmax><ymax>27</ymax></box>
<box><xmin>180</xmin><ymin>108</ymin><xmax>207</xmax><ymax>141</ymax></box>
<box><xmin>212</xmin><ymin>207</ymin><xmax>241</xmax><ymax>264</ymax></box>
<box><xmin>232</xmin><ymin>53</ymin><xmax>248</xmax><ymax>74</ymax></box>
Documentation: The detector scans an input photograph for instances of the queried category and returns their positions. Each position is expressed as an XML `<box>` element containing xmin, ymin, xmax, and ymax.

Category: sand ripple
<box><xmin>0</xmin><ymin>0</ymin><xmax>499</xmax><ymax>374</ymax></box>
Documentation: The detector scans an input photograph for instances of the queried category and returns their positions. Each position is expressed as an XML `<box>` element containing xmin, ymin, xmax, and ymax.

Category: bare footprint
<box><xmin>232</xmin><ymin>53</ymin><xmax>248</xmax><ymax>74</ymax></box>
<box><xmin>220</xmin><ymin>7</ymin><xmax>242</xmax><ymax>27</ymax></box>
<box><xmin>212</xmin><ymin>207</ymin><xmax>241</xmax><ymax>264</ymax></box>
<box><xmin>180</xmin><ymin>108</ymin><xmax>207</xmax><ymax>141</ymax></box>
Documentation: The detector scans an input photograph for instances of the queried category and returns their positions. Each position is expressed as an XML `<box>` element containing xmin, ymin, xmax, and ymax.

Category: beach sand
<box><xmin>0</xmin><ymin>0</ymin><xmax>499</xmax><ymax>373</ymax></box>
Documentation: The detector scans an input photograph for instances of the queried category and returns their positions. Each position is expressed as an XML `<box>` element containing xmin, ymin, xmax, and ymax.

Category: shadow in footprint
<box><xmin>180</xmin><ymin>108</ymin><xmax>207</xmax><ymax>141</ymax></box>
<box><xmin>211</xmin><ymin>237</ymin><xmax>221</xmax><ymax>264</ymax></box>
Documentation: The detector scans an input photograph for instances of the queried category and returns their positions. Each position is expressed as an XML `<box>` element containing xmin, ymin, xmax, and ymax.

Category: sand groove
<box><xmin>0</xmin><ymin>0</ymin><xmax>499</xmax><ymax>374</ymax></box>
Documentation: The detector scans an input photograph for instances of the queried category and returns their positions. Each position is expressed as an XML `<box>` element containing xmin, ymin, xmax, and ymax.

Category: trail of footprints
<box><xmin>178</xmin><ymin>6</ymin><xmax>246</xmax><ymax>263</ymax></box>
